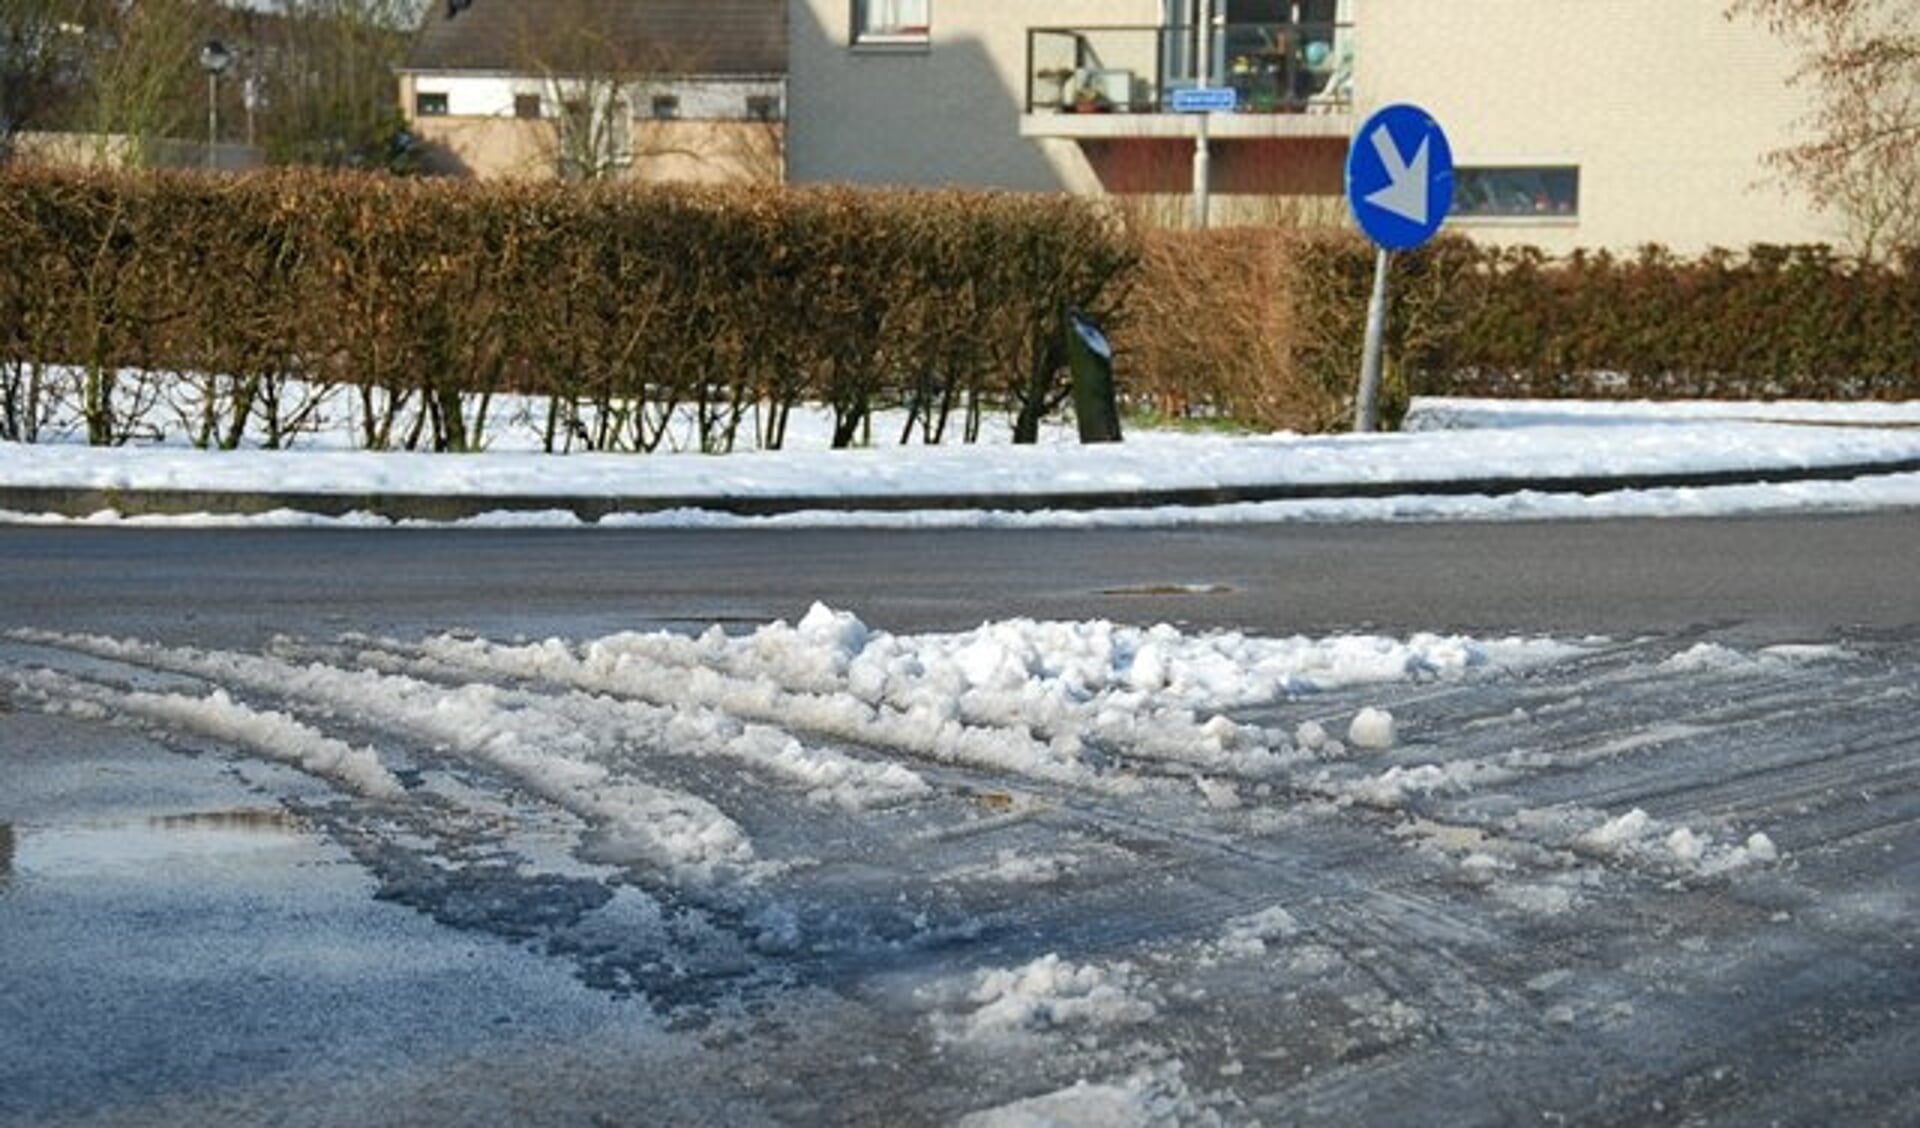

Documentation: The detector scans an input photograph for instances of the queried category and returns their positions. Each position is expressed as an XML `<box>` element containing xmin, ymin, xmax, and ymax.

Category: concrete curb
<box><xmin>5</xmin><ymin>456</ymin><xmax>1920</xmax><ymax>523</ymax></box>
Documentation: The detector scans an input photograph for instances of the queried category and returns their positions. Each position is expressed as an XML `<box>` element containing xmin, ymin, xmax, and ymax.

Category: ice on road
<box><xmin>3</xmin><ymin>607</ymin><xmax>1916</xmax><ymax>1125</ymax></box>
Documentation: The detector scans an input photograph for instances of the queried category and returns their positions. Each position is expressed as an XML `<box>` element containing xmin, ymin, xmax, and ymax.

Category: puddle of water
<box><xmin>148</xmin><ymin>809</ymin><xmax>303</xmax><ymax>834</ymax></box>
<box><xmin>1099</xmin><ymin>583</ymin><xmax>1234</xmax><ymax>597</ymax></box>
<box><xmin>9</xmin><ymin>809</ymin><xmax>311</xmax><ymax>886</ymax></box>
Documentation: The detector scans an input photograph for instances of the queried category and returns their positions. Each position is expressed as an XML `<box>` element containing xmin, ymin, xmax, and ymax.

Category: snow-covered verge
<box><xmin>5</xmin><ymin>411</ymin><xmax>1919</xmax><ymax>499</ymax></box>
<box><xmin>3</xmin><ymin>395</ymin><xmax>1920</xmax><ymax>528</ymax></box>
<box><xmin>1406</xmin><ymin>396</ymin><xmax>1920</xmax><ymax>430</ymax></box>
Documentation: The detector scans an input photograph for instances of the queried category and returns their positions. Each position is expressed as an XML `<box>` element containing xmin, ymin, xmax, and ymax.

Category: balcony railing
<box><xmin>1026</xmin><ymin>22</ymin><xmax>1353</xmax><ymax>117</ymax></box>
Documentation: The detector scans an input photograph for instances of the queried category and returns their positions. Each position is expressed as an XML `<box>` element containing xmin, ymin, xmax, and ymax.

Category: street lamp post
<box><xmin>199</xmin><ymin>39</ymin><xmax>233</xmax><ymax>171</ymax></box>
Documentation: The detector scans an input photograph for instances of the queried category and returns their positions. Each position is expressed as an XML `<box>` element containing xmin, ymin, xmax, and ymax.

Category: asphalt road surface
<box><xmin>2</xmin><ymin>513</ymin><xmax>1917</xmax><ymax>1125</ymax></box>
<box><xmin>1</xmin><ymin>511</ymin><xmax>1917</xmax><ymax>644</ymax></box>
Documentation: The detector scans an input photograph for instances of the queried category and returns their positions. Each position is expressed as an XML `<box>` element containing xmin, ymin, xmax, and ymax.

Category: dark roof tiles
<box><xmin>405</xmin><ymin>0</ymin><xmax>786</xmax><ymax>76</ymax></box>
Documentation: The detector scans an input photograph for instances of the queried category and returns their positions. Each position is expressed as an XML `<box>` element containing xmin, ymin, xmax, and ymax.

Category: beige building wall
<box><xmin>408</xmin><ymin>119</ymin><xmax>555</xmax><ymax>180</ymax></box>
<box><xmin>787</xmin><ymin>0</ymin><xmax>1160</xmax><ymax>193</ymax></box>
<box><xmin>632</xmin><ymin>121</ymin><xmax>786</xmax><ymax>185</ymax></box>
<box><xmin>1360</xmin><ymin>0</ymin><xmax>1838</xmax><ymax>253</ymax></box>
<box><xmin>783</xmin><ymin>2</ymin><xmax>1837</xmax><ymax>252</ymax></box>
<box><xmin>12</xmin><ymin>132</ymin><xmax>262</xmax><ymax>172</ymax></box>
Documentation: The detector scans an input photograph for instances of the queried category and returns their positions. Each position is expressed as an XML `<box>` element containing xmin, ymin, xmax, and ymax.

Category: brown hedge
<box><xmin>1121</xmin><ymin>231</ymin><xmax>1920</xmax><ymax>431</ymax></box>
<box><xmin>0</xmin><ymin>166</ymin><xmax>1137</xmax><ymax>449</ymax></box>
<box><xmin>5</xmin><ymin>165</ymin><xmax>1917</xmax><ymax>450</ymax></box>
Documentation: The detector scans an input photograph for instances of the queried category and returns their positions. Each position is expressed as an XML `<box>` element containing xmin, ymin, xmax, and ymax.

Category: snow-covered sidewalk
<box><xmin>4</xmin><ymin>398</ymin><xmax>1920</xmax><ymax>527</ymax></box>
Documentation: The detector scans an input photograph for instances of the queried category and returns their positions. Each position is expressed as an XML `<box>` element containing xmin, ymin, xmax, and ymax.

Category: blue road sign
<box><xmin>1170</xmin><ymin>86</ymin><xmax>1237</xmax><ymax>113</ymax></box>
<box><xmin>1345</xmin><ymin>103</ymin><xmax>1453</xmax><ymax>250</ymax></box>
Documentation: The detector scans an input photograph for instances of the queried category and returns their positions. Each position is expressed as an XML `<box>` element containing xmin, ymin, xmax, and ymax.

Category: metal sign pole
<box><xmin>1354</xmin><ymin>246</ymin><xmax>1391</xmax><ymax>432</ymax></box>
<box><xmin>1192</xmin><ymin>115</ymin><xmax>1210</xmax><ymax>229</ymax></box>
<box><xmin>1343</xmin><ymin>103</ymin><xmax>1452</xmax><ymax>434</ymax></box>
<box><xmin>1191</xmin><ymin>0</ymin><xmax>1213</xmax><ymax>229</ymax></box>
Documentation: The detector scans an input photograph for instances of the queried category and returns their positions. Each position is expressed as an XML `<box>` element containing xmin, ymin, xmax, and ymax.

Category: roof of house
<box><xmin>403</xmin><ymin>0</ymin><xmax>786</xmax><ymax>76</ymax></box>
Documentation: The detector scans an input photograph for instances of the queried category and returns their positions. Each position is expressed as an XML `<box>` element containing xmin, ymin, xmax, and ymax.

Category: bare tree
<box><xmin>0</xmin><ymin>0</ymin><xmax>95</xmax><ymax>161</ymax></box>
<box><xmin>246</xmin><ymin>0</ymin><xmax>425</xmax><ymax>171</ymax></box>
<box><xmin>77</xmin><ymin>0</ymin><xmax>212</xmax><ymax>166</ymax></box>
<box><xmin>1733</xmin><ymin>0</ymin><xmax>1920</xmax><ymax>256</ymax></box>
<box><xmin>512</xmin><ymin>0</ymin><xmax>695</xmax><ymax>182</ymax></box>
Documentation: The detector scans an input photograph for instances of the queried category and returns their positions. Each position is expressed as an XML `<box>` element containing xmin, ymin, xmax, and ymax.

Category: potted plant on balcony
<box><xmin>1069</xmin><ymin>82</ymin><xmax>1109</xmax><ymax>113</ymax></box>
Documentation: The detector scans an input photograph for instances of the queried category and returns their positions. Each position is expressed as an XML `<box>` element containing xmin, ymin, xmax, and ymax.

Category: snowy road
<box><xmin>3</xmin><ymin>554</ymin><xmax>1918</xmax><ymax>1123</ymax></box>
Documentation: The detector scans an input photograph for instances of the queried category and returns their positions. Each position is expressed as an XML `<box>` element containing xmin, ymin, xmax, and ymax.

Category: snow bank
<box><xmin>7</xmin><ymin>608</ymin><xmax>1802</xmax><ymax>927</ymax></box>
<box><xmin>8</xmin><ymin>609</ymin><xmax>1586</xmax><ymax>889</ymax></box>
<box><xmin>413</xmin><ymin>606</ymin><xmax>1576</xmax><ymax>796</ymax></box>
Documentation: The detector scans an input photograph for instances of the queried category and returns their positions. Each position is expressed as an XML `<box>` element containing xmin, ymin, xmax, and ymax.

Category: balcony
<box><xmin>1021</xmin><ymin>21</ymin><xmax>1354</xmax><ymax>141</ymax></box>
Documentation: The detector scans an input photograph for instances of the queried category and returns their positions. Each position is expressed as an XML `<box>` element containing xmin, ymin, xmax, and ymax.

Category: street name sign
<box><xmin>1170</xmin><ymin>86</ymin><xmax>1237</xmax><ymax>113</ymax></box>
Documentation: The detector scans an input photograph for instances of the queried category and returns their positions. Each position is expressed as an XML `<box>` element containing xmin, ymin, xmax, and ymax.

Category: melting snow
<box><xmin>4</xmin><ymin>607</ymin><xmax>1794</xmax><ymax>907</ymax></box>
<box><xmin>956</xmin><ymin>1062</ymin><xmax>1209</xmax><ymax>1128</ymax></box>
<box><xmin>930</xmin><ymin>954</ymin><xmax>1158</xmax><ymax>1043</ymax></box>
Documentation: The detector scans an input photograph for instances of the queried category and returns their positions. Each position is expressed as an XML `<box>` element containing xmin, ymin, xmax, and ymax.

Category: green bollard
<box><xmin>1066</xmin><ymin>308</ymin><xmax>1123</xmax><ymax>444</ymax></box>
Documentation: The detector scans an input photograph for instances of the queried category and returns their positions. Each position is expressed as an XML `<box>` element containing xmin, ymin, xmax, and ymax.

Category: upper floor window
<box><xmin>854</xmin><ymin>0</ymin><xmax>929</xmax><ymax>45</ymax></box>
<box><xmin>513</xmin><ymin>94</ymin><xmax>542</xmax><ymax>120</ymax></box>
<box><xmin>651</xmin><ymin>94</ymin><xmax>681</xmax><ymax>120</ymax></box>
<box><xmin>745</xmin><ymin>94</ymin><xmax>781</xmax><ymax>122</ymax></box>
<box><xmin>415</xmin><ymin>91</ymin><xmax>449</xmax><ymax>117</ymax></box>
<box><xmin>1452</xmin><ymin>166</ymin><xmax>1580</xmax><ymax>219</ymax></box>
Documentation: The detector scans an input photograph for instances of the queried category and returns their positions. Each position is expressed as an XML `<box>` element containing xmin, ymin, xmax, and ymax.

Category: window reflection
<box><xmin>1453</xmin><ymin>166</ymin><xmax>1580</xmax><ymax>218</ymax></box>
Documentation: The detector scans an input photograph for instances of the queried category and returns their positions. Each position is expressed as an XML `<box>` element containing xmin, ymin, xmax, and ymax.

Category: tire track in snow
<box><xmin>271</xmin><ymin>633</ymin><xmax>937</xmax><ymax>815</ymax></box>
<box><xmin>380</xmin><ymin>609</ymin><xmax>1577</xmax><ymax>803</ymax></box>
<box><xmin>1289</xmin><ymin>637</ymin><xmax>1920</xmax><ymax>890</ymax></box>
<box><xmin>398</xmin><ymin>630</ymin><xmax>1121</xmax><ymax>791</ymax></box>
<box><xmin>2</xmin><ymin>663</ymin><xmax>405</xmax><ymax>799</ymax></box>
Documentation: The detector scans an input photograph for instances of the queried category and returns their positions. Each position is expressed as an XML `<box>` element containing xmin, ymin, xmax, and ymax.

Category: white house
<box><xmin>397</xmin><ymin>0</ymin><xmax>787</xmax><ymax>184</ymax></box>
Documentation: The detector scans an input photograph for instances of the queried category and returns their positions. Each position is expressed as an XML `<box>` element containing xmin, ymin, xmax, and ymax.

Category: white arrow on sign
<box><xmin>1363</xmin><ymin>123</ymin><xmax>1430</xmax><ymax>225</ymax></box>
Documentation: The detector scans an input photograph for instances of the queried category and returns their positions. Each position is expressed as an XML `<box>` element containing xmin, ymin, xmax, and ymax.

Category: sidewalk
<box><xmin>6</xmin><ymin>454</ymin><xmax>1920</xmax><ymax>523</ymax></box>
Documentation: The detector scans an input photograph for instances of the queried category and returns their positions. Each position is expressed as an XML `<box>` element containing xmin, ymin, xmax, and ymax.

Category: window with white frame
<box><xmin>853</xmin><ymin>0</ymin><xmax>929</xmax><ymax>44</ymax></box>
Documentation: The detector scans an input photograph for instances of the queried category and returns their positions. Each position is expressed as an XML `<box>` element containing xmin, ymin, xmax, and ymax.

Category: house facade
<box><xmin>397</xmin><ymin>0</ymin><xmax>787</xmax><ymax>185</ymax></box>
<box><xmin>787</xmin><ymin>1</ymin><xmax>1840</xmax><ymax>252</ymax></box>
